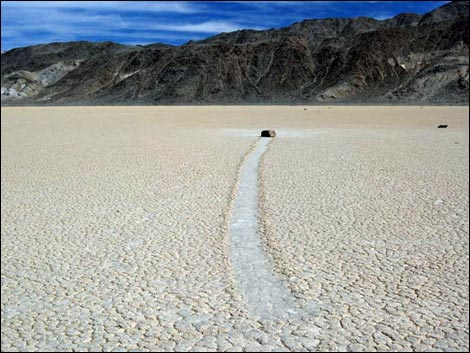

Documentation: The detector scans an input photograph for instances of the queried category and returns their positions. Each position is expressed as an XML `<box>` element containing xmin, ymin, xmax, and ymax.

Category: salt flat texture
<box><xmin>1</xmin><ymin>106</ymin><xmax>469</xmax><ymax>352</ymax></box>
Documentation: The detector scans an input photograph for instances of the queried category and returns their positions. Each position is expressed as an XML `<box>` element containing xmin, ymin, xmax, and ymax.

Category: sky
<box><xmin>1</xmin><ymin>1</ymin><xmax>450</xmax><ymax>51</ymax></box>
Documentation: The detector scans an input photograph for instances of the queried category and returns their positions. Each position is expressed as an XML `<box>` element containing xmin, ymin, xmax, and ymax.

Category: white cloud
<box><xmin>1</xmin><ymin>1</ymin><xmax>198</xmax><ymax>13</ymax></box>
<box><xmin>2</xmin><ymin>10</ymin><xmax>256</xmax><ymax>37</ymax></box>
<box><xmin>150</xmin><ymin>21</ymin><xmax>258</xmax><ymax>34</ymax></box>
<box><xmin>373</xmin><ymin>15</ymin><xmax>393</xmax><ymax>20</ymax></box>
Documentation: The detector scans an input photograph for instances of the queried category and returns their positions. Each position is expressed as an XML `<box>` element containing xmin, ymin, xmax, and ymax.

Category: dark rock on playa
<box><xmin>261</xmin><ymin>130</ymin><xmax>276</xmax><ymax>138</ymax></box>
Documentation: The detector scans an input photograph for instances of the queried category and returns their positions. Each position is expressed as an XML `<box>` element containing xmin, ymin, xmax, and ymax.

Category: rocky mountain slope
<box><xmin>1</xmin><ymin>1</ymin><xmax>468</xmax><ymax>105</ymax></box>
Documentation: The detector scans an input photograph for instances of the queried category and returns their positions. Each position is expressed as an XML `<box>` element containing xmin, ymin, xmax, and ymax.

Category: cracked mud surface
<box><xmin>1</xmin><ymin>106</ymin><xmax>469</xmax><ymax>352</ymax></box>
<box><xmin>261</xmin><ymin>128</ymin><xmax>469</xmax><ymax>352</ymax></box>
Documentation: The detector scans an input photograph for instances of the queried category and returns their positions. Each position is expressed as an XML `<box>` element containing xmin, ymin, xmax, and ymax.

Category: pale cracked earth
<box><xmin>1</xmin><ymin>106</ymin><xmax>469</xmax><ymax>352</ymax></box>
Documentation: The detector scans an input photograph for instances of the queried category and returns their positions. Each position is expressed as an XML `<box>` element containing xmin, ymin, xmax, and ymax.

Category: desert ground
<box><xmin>1</xmin><ymin>106</ymin><xmax>469</xmax><ymax>352</ymax></box>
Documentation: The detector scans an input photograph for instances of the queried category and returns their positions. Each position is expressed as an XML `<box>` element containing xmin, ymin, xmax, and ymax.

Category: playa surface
<box><xmin>1</xmin><ymin>106</ymin><xmax>469</xmax><ymax>352</ymax></box>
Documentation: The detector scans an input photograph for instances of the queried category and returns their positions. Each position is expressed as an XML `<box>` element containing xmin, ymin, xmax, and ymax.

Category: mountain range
<box><xmin>1</xmin><ymin>1</ymin><xmax>468</xmax><ymax>105</ymax></box>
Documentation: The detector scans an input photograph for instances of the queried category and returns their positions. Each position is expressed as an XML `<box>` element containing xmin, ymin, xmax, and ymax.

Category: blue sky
<box><xmin>1</xmin><ymin>1</ymin><xmax>449</xmax><ymax>51</ymax></box>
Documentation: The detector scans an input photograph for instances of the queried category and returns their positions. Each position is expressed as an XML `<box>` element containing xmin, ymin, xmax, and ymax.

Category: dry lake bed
<box><xmin>1</xmin><ymin>106</ymin><xmax>469</xmax><ymax>352</ymax></box>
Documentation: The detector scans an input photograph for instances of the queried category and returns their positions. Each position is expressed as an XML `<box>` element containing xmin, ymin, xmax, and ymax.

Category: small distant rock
<box><xmin>261</xmin><ymin>130</ymin><xmax>276</xmax><ymax>138</ymax></box>
<box><xmin>438</xmin><ymin>125</ymin><xmax>448</xmax><ymax>128</ymax></box>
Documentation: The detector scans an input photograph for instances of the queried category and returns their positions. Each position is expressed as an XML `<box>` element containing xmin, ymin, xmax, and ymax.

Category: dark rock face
<box><xmin>1</xmin><ymin>1</ymin><xmax>468</xmax><ymax>105</ymax></box>
<box><xmin>261</xmin><ymin>130</ymin><xmax>276</xmax><ymax>138</ymax></box>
